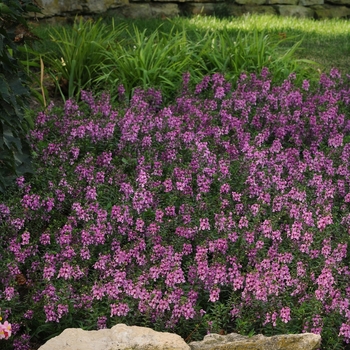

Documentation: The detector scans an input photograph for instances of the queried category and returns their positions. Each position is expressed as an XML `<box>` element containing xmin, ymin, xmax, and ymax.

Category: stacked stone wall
<box><xmin>34</xmin><ymin>0</ymin><xmax>350</xmax><ymax>20</ymax></box>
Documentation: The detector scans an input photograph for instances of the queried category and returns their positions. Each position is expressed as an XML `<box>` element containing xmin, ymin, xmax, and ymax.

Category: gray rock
<box><xmin>189</xmin><ymin>332</ymin><xmax>321</xmax><ymax>350</ymax></box>
<box><xmin>225</xmin><ymin>4</ymin><xmax>277</xmax><ymax>15</ymax></box>
<box><xmin>276</xmin><ymin>4</ymin><xmax>315</xmax><ymax>16</ymax></box>
<box><xmin>326</xmin><ymin>0</ymin><xmax>350</xmax><ymax>4</ymax></box>
<box><xmin>224</xmin><ymin>4</ymin><xmax>248</xmax><ymax>15</ymax></box>
<box><xmin>268</xmin><ymin>0</ymin><xmax>299</xmax><ymax>5</ymax></box>
<box><xmin>235</xmin><ymin>0</ymin><xmax>267</xmax><ymax>6</ymax></box>
<box><xmin>33</xmin><ymin>0</ymin><xmax>350</xmax><ymax>20</ymax></box>
<box><xmin>36</xmin><ymin>0</ymin><xmax>125</xmax><ymax>17</ymax></box>
<box><xmin>151</xmin><ymin>3</ymin><xmax>180</xmax><ymax>17</ymax></box>
<box><xmin>243</xmin><ymin>5</ymin><xmax>278</xmax><ymax>13</ymax></box>
<box><xmin>119</xmin><ymin>3</ymin><xmax>152</xmax><ymax>18</ymax></box>
<box><xmin>298</xmin><ymin>0</ymin><xmax>324</xmax><ymax>6</ymax></box>
<box><xmin>313</xmin><ymin>4</ymin><xmax>350</xmax><ymax>17</ymax></box>
<box><xmin>181</xmin><ymin>3</ymin><xmax>217</xmax><ymax>15</ymax></box>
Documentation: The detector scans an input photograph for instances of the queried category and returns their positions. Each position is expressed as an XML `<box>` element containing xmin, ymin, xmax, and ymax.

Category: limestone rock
<box><xmin>36</xmin><ymin>0</ymin><xmax>82</xmax><ymax>17</ymax></box>
<box><xmin>119</xmin><ymin>3</ymin><xmax>152</xmax><ymax>18</ymax></box>
<box><xmin>313</xmin><ymin>3</ymin><xmax>350</xmax><ymax>17</ymax></box>
<box><xmin>151</xmin><ymin>3</ymin><xmax>180</xmax><ymax>17</ymax></box>
<box><xmin>226</xmin><ymin>4</ymin><xmax>277</xmax><ymax>15</ymax></box>
<box><xmin>181</xmin><ymin>3</ymin><xmax>218</xmax><ymax>15</ymax></box>
<box><xmin>242</xmin><ymin>5</ymin><xmax>278</xmax><ymax>13</ymax></box>
<box><xmin>298</xmin><ymin>0</ymin><xmax>324</xmax><ymax>6</ymax></box>
<box><xmin>268</xmin><ymin>0</ymin><xmax>298</xmax><ymax>5</ymax></box>
<box><xmin>189</xmin><ymin>332</ymin><xmax>321</xmax><ymax>350</ymax></box>
<box><xmin>38</xmin><ymin>323</ymin><xmax>190</xmax><ymax>350</ymax></box>
<box><xmin>33</xmin><ymin>0</ymin><xmax>350</xmax><ymax>20</ymax></box>
<box><xmin>276</xmin><ymin>4</ymin><xmax>315</xmax><ymax>16</ymax></box>
<box><xmin>223</xmin><ymin>4</ymin><xmax>247</xmax><ymax>15</ymax></box>
<box><xmin>235</xmin><ymin>0</ymin><xmax>267</xmax><ymax>6</ymax></box>
<box><xmin>326</xmin><ymin>0</ymin><xmax>350</xmax><ymax>4</ymax></box>
<box><xmin>36</xmin><ymin>0</ymin><xmax>125</xmax><ymax>17</ymax></box>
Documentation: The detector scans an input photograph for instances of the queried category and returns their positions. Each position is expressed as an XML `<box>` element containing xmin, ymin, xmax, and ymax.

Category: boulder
<box><xmin>38</xmin><ymin>323</ymin><xmax>190</xmax><ymax>350</ymax></box>
<box><xmin>38</xmin><ymin>324</ymin><xmax>322</xmax><ymax>350</ymax></box>
<box><xmin>189</xmin><ymin>332</ymin><xmax>321</xmax><ymax>350</ymax></box>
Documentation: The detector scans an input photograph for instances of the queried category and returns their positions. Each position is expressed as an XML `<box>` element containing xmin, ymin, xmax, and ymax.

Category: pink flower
<box><xmin>0</xmin><ymin>321</ymin><xmax>12</xmax><ymax>339</ymax></box>
<box><xmin>199</xmin><ymin>218</ymin><xmax>210</xmax><ymax>231</ymax></box>
<box><xmin>110</xmin><ymin>303</ymin><xmax>129</xmax><ymax>317</ymax></box>
<box><xmin>280</xmin><ymin>307</ymin><xmax>291</xmax><ymax>323</ymax></box>
<box><xmin>339</xmin><ymin>323</ymin><xmax>350</xmax><ymax>343</ymax></box>
<box><xmin>21</xmin><ymin>231</ymin><xmax>30</xmax><ymax>245</ymax></box>
<box><xmin>209</xmin><ymin>287</ymin><xmax>220</xmax><ymax>302</ymax></box>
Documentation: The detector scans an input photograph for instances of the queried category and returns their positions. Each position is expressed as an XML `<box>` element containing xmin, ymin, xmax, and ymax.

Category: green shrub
<box><xmin>37</xmin><ymin>16</ymin><xmax>319</xmax><ymax>104</ymax></box>
<box><xmin>44</xmin><ymin>17</ymin><xmax>126</xmax><ymax>100</ymax></box>
<box><xmin>97</xmin><ymin>24</ymin><xmax>194</xmax><ymax>103</ymax></box>
<box><xmin>96</xmin><ymin>23</ymin><xmax>318</xmax><ymax>103</ymax></box>
<box><xmin>0</xmin><ymin>0</ymin><xmax>40</xmax><ymax>193</ymax></box>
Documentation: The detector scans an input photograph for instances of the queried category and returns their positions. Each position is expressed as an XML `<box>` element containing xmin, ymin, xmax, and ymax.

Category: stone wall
<box><xmin>34</xmin><ymin>0</ymin><xmax>350</xmax><ymax>20</ymax></box>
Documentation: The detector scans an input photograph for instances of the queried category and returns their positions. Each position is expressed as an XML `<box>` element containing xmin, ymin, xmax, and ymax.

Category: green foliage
<box><xmin>31</xmin><ymin>14</ymin><xmax>350</xmax><ymax>96</ymax></box>
<box><xmin>44</xmin><ymin>17</ymin><xmax>126</xmax><ymax>99</ymax></box>
<box><xmin>95</xmin><ymin>23</ymin><xmax>317</xmax><ymax>103</ymax></box>
<box><xmin>192</xmin><ymin>28</ymin><xmax>318</xmax><ymax>85</ymax></box>
<box><xmin>33</xmin><ymin>16</ymin><xmax>321</xmax><ymax>103</ymax></box>
<box><xmin>0</xmin><ymin>0</ymin><xmax>40</xmax><ymax>193</ymax></box>
<box><xmin>3</xmin><ymin>13</ymin><xmax>350</xmax><ymax>349</ymax></box>
<box><xmin>97</xmin><ymin>25</ymin><xmax>194</xmax><ymax>103</ymax></box>
<box><xmin>180</xmin><ymin>14</ymin><xmax>350</xmax><ymax>75</ymax></box>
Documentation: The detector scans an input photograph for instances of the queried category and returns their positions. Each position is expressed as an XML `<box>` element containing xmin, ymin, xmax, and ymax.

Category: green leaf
<box><xmin>3</xmin><ymin>125</ymin><xmax>22</xmax><ymax>151</ymax></box>
<box><xmin>0</xmin><ymin>3</ymin><xmax>11</xmax><ymax>14</ymax></box>
<box><xmin>0</xmin><ymin>78</ymin><xmax>10</xmax><ymax>100</ymax></box>
<box><xmin>8</xmin><ymin>76</ymin><xmax>29</xmax><ymax>96</ymax></box>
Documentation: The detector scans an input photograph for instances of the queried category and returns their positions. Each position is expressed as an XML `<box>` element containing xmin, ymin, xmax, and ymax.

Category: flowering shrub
<box><xmin>1</xmin><ymin>69</ymin><xmax>350</xmax><ymax>349</ymax></box>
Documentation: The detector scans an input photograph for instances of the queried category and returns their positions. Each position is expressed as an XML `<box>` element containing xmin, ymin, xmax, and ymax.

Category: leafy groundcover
<box><xmin>1</xmin><ymin>69</ymin><xmax>350</xmax><ymax>349</ymax></box>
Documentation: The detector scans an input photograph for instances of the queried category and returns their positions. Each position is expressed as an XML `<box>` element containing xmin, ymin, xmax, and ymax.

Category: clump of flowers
<box><xmin>1</xmin><ymin>69</ymin><xmax>350</xmax><ymax>349</ymax></box>
<box><xmin>0</xmin><ymin>315</ymin><xmax>11</xmax><ymax>340</ymax></box>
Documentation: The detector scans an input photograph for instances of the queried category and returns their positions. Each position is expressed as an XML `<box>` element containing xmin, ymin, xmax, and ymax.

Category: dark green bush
<box><xmin>0</xmin><ymin>0</ymin><xmax>40</xmax><ymax>192</ymax></box>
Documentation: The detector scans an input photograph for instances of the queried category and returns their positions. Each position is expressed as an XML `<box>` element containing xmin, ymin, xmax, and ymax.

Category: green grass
<box><xmin>90</xmin><ymin>14</ymin><xmax>350</xmax><ymax>75</ymax></box>
<box><xmin>27</xmin><ymin>14</ymin><xmax>350</xmax><ymax>103</ymax></box>
<box><xmin>180</xmin><ymin>14</ymin><xmax>350</xmax><ymax>74</ymax></box>
<box><xmin>38</xmin><ymin>14</ymin><xmax>350</xmax><ymax>73</ymax></box>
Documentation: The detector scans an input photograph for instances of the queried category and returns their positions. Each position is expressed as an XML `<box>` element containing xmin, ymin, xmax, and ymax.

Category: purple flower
<box><xmin>110</xmin><ymin>303</ymin><xmax>129</xmax><ymax>317</ymax></box>
<box><xmin>97</xmin><ymin>316</ymin><xmax>107</xmax><ymax>330</ymax></box>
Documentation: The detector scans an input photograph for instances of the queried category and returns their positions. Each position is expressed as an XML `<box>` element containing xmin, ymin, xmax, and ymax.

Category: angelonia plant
<box><xmin>1</xmin><ymin>68</ymin><xmax>350</xmax><ymax>349</ymax></box>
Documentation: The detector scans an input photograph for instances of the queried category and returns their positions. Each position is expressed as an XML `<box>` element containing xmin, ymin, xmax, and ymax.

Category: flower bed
<box><xmin>1</xmin><ymin>69</ymin><xmax>350</xmax><ymax>349</ymax></box>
